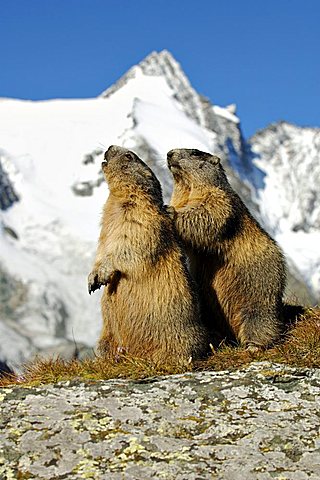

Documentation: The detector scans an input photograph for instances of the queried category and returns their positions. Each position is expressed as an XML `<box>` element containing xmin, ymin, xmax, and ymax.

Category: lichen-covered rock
<box><xmin>0</xmin><ymin>362</ymin><xmax>320</xmax><ymax>479</ymax></box>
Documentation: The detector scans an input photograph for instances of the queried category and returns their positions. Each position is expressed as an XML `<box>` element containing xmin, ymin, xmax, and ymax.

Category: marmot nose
<box><xmin>105</xmin><ymin>145</ymin><xmax>116</xmax><ymax>160</ymax></box>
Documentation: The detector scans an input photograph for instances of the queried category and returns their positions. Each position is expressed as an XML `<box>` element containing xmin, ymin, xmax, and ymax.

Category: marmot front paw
<box><xmin>88</xmin><ymin>267</ymin><xmax>121</xmax><ymax>294</ymax></box>
<box><xmin>88</xmin><ymin>271</ymin><xmax>102</xmax><ymax>294</ymax></box>
<box><xmin>88</xmin><ymin>266</ymin><xmax>110</xmax><ymax>294</ymax></box>
<box><xmin>164</xmin><ymin>205</ymin><xmax>177</xmax><ymax>220</ymax></box>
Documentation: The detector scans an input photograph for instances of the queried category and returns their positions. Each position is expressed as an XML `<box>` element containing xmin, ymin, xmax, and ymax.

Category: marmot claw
<box><xmin>88</xmin><ymin>272</ymin><xmax>102</xmax><ymax>294</ymax></box>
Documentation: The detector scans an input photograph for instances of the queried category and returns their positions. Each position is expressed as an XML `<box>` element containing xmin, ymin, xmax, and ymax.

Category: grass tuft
<box><xmin>1</xmin><ymin>308</ymin><xmax>319</xmax><ymax>388</ymax></box>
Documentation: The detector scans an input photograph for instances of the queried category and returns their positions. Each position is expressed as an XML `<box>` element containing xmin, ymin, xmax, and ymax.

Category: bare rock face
<box><xmin>1</xmin><ymin>362</ymin><xmax>319</xmax><ymax>479</ymax></box>
<box><xmin>0</xmin><ymin>151</ymin><xmax>19</xmax><ymax>211</ymax></box>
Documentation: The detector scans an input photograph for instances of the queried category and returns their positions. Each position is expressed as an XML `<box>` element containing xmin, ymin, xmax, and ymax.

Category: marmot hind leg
<box><xmin>98</xmin><ymin>329</ymin><xmax>121</xmax><ymax>357</ymax></box>
<box><xmin>236</xmin><ymin>311</ymin><xmax>283</xmax><ymax>350</ymax></box>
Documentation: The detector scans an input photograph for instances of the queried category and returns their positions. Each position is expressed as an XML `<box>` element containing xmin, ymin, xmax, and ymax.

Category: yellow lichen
<box><xmin>0</xmin><ymin>464</ymin><xmax>16</xmax><ymax>479</ymax></box>
<box><xmin>0</xmin><ymin>388</ymin><xmax>12</xmax><ymax>401</ymax></box>
<box><xmin>117</xmin><ymin>437</ymin><xmax>147</xmax><ymax>460</ymax></box>
<box><xmin>73</xmin><ymin>449</ymin><xmax>102</xmax><ymax>479</ymax></box>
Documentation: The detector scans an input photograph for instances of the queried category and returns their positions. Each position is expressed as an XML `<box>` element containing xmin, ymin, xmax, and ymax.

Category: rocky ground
<box><xmin>0</xmin><ymin>362</ymin><xmax>320</xmax><ymax>479</ymax></box>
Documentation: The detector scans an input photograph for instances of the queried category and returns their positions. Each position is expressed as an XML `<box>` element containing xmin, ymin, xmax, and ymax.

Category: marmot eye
<box><xmin>192</xmin><ymin>149</ymin><xmax>204</xmax><ymax>157</ymax></box>
<box><xmin>125</xmin><ymin>152</ymin><xmax>133</xmax><ymax>160</ymax></box>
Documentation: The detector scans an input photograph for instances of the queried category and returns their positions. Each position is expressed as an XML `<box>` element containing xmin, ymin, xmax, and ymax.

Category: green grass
<box><xmin>1</xmin><ymin>308</ymin><xmax>319</xmax><ymax>388</ymax></box>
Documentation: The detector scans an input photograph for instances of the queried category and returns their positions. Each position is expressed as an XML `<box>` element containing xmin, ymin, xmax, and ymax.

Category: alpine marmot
<box><xmin>88</xmin><ymin>145</ymin><xmax>208</xmax><ymax>365</ymax></box>
<box><xmin>167</xmin><ymin>148</ymin><xmax>286</xmax><ymax>349</ymax></box>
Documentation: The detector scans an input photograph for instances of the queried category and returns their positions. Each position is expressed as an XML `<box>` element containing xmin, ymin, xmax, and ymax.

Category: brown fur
<box><xmin>88</xmin><ymin>145</ymin><xmax>208</xmax><ymax>365</ymax></box>
<box><xmin>167</xmin><ymin>148</ymin><xmax>287</xmax><ymax>349</ymax></box>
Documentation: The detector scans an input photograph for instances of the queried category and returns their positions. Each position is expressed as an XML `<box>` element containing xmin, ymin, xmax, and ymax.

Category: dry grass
<box><xmin>1</xmin><ymin>307</ymin><xmax>319</xmax><ymax>388</ymax></box>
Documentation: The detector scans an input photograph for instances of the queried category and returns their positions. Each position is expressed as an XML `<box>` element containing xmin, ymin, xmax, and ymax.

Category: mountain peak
<box><xmin>100</xmin><ymin>50</ymin><xmax>207</xmax><ymax>127</ymax></box>
<box><xmin>133</xmin><ymin>49</ymin><xmax>181</xmax><ymax>76</ymax></box>
<box><xmin>100</xmin><ymin>50</ymin><xmax>183</xmax><ymax>93</ymax></box>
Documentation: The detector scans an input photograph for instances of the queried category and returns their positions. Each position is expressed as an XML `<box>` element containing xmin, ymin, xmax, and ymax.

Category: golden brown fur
<box><xmin>167</xmin><ymin>148</ymin><xmax>287</xmax><ymax>349</ymax></box>
<box><xmin>88</xmin><ymin>145</ymin><xmax>208</xmax><ymax>365</ymax></box>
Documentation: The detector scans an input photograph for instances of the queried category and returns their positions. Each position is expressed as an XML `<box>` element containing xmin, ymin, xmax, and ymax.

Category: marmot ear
<box><xmin>210</xmin><ymin>155</ymin><xmax>221</xmax><ymax>165</ymax></box>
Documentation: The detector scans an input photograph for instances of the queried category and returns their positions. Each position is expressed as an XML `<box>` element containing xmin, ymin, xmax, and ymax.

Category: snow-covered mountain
<box><xmin>249</xmin><ymin>123</ymin><xmax>320</xmax><ymax>296</ymax></box>
<box><xmin>0</xmin><ymin>50</ymin><xmax>318</xmax><ymax>368</ymax></box>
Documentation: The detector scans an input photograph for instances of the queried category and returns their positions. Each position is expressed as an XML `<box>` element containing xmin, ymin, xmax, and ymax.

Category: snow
<box><xmin>0</xmin><ymin>73</ymin><xmax>187</xmax><ymax>242</ymax></box>
<box><xmin>134</xmin><ymin>99</ymin><xmax>214</xmax><ymax>155</ymax></box>
<box><xmin>277</xmin><ymin>231</ymin><xmax>320</xmax><ymax>294</ymax></box>
<box><xmin>212</xmin><ymin>105</ymin><xmax>240</xmax><ymax>124</ymax></box>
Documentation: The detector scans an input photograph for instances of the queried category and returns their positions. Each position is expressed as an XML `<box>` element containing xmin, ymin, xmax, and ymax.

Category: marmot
<box><xmin>88</xmin><ymin>145</ymin><xmax>208</xmax><ymax>365</ymax></box>
<box><xmin>167</xmin><ymin>148</ymin><xmax>287</xmax><ymax>349</ymax></box>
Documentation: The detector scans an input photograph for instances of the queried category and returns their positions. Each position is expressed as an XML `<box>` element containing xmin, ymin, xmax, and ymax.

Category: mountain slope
<box><xmin>0</xmin><ymin>50</ymin><xmax>318</xmax><ymax>367</ymax></box>
<box><xmin>250</xmin><ymin>122</ymin><xmax>320</xmax><ymax>296</ymax></box>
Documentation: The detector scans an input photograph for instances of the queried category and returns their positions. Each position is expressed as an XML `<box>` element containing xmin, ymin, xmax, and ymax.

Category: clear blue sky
<box><xmin>0</xmin><ymin>0</ymin><xmax>319</xmax><ymax>137</ymax></box>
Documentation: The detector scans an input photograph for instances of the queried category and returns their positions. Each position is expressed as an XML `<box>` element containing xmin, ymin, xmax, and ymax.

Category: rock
<box><xmin>0</xmin><ymin>362</ymin><xmax>319</xmax><ymax>479</ymax></box>
<box><xmin>0</xmin><ymin>151</ymin><xmax>19</xmax><ymax>211</ymax></box>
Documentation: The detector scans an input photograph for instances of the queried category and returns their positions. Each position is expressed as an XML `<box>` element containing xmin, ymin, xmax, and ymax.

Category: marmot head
<box><xmin>102</xmin><ymin>145</ymin><xmax>163</xmax><ymax>204</ymax></box>
<box><xmin>167</xmin><ymin>149</ymin><xmax>229</xmax><ymax>189</ymax></box>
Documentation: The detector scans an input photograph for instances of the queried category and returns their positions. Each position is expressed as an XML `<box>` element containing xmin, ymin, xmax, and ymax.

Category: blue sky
<box><xmin>0</xmin><ymin>0</ymin><xmax>319</xmax><ymax>137</ymax></box>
